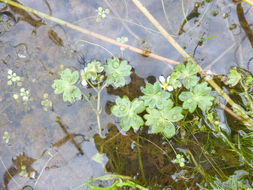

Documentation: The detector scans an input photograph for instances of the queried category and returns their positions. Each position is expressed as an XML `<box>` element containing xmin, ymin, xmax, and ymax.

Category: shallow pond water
<box><xmin>0</xmin><ymin>0</ymin><xmax>253</xmax><ymax>189</ymax></box>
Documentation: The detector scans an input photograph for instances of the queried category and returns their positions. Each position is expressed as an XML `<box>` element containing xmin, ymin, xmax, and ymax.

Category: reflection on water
<box><xmin>0</xmin><ymin>0</ymin><xmax>253</xmax><ymax>189</ymax></box>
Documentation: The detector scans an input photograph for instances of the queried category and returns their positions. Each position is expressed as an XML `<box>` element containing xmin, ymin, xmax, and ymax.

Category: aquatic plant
<box><xmin>84</xmin><ymin>174</ymin><xmax>148</xmax><ymax>190</ymax></box>
<box><xmin>96</xmin><ymin>7</ymin><xmax>110</xmax><ymax>22</ymax></box>
<box><xmin>172</xmin><ymin>154</ymin><xmax>186</xmax><ymax>167</ymax></box>
<box><xmin>116</xmin><ymin>36</ymin><xmax>128</xmax><ymax>51</ymax></box>
<box><xmin>3</xmin><ymin>1</ymin><xmax>253</xmax><ymax>189</ymax></box>
<box><xmin>41</xmin><ymin>93</ymin><xmax>53</xmax><ymax>111</ymax></box>
<box><xmin>111</xmin><ymin>96</ymin><xmax>145</xmax><ymax>131</ymax></box>
<box><xmin>226</xmin><ymin>67</ymin><xmax>242</xmax><ymax>87</ymax></box>
<box><xmin>52</xmin><ymin>68</ymin><xmax>81</xmax><ymax>103</ymax></box>
<box><xmin>111</xmin><ymin>61</ymin><xmax>214</xmax><ymax>139</ymax></box>
<box><xmin>19</xmin><ymin>165</ymin><xmax>28</xmax><ymax>177</ymax></box>
<box><xmin>179</xmin><ymin>82</ymin><xmax>214</xmax><ymax>113</ymax></box>
<box><xmin>2</xmin><ymin>131</ymin><xmax>10</xmax><ymax>144</ymax></box>
<box><xmin>174</xmin><ymin>61</ymin><xmax>200</xmax><ymax>89</ymax></box>
<box><xmin>203</xmin><ymin>170</ymin><xmax>253</xmax><ymax>190</ymax></box>
<box><xmin>7</xmin><ymin>69</ymin><xmax>23</xmax><ymax>86</ymax></box>
<box><xmin>104</xmin><ymin>57</ymin><xmax>132</xmax><ymax>88</ymax></box>
<box><xmin>144</xmin><ymin>103</ymin><xmax>183</xmax><ymax>138</ymax></box>
<box><xmin>81</xmin><ymin>60</ymin><xmax>104</xmax><ymax>82</ymax></box>
<box><xmin>159</xmin><ymin>75</ymin><xmax>174</xmax><ymax>91</ymax></box>
<box><xmin>52</xmin><ymin>57</ymin><xmax>132</xmax><ymax>136</ymax></box>
<box><xmin>141</xmin><ymin>81</ymin><xmax>171</xmax><ymax>109</ymax></box>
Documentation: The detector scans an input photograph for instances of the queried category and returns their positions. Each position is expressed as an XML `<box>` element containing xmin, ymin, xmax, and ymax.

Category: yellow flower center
<box><xmin>162</xmin><ymin>82</ymin><xmax>169</xmax><ymax>89</ymax></box>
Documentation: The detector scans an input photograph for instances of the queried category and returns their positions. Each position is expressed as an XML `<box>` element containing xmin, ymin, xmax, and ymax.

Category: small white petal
<box><xmin>159</xmin><ymin>76</ymin><xmax>165</xmax><ymax>83</ymax></box>
<box><xmin>8</xmin><ymin>69</ymin><xmax>13</xmax><ymax>75</ymax></box>
<box><xmin>166</xmin><ymin>76</ymin><xmax>170</xmax><ymax>82</ymax></box>
<box><xmin>22</xmin><ymin>96</ymin><xmax>28</xmax><ymax>101</ymax></box>
<box><xmin>81</xmin><ymin>80</ymin><xmax>87</xmax><ymax>87</ymax></box>
<box><xmin>7</xmin><ymin>81</ymin><xmax>12</xmax><ymax>85</ymax></box>
<box><xmin>13</xmin><ymin>94</ymin><xmax>19</xmax><ymax>99</ymax></box>
<box><xmin>167</xmin><ymin>86</ymin><xmax>174</xmax><ymax>92</ymax></box>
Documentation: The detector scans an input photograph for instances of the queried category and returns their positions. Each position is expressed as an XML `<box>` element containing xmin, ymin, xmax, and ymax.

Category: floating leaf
<box><xmin>179</xmin><ymin>82</ymin><xmax>214</xmax><ymax>113</ymax></box>
<box><xmin>104</xmin><ymin>57</ymin><xmax>132</xmax><ymax>88</ymax></box>
<box><xmin>52</xmin><ymin>68</ymin><xmax>81</xmax><ymax>103</ymax></box>
<box><xmin>81</xmin><ymin>60</ymin><xmax>104</xmax><ymax>81</ymax></box>
<box><xmin>111</xmin><ymin>96</ymin><xmax>145</xmax><ymax>131</ymax></box>
<box><xmin>168</xmin><ymin>71</ymin><xmax>182</xmax><ymax>89</ymax></box>
<box><xmin>141</xmin><ymin>82</ymin><xmax>171</xmax><ymax>109</ymax></box>
<box><xmin>144</xmin><ymin>102</ymin><xmax>183</xmax><ymax>138</ymax></box>
<box><xmin>175</xmin><ymin>62</ymin><xmax>200</xmax><ymax>89</ymax></box>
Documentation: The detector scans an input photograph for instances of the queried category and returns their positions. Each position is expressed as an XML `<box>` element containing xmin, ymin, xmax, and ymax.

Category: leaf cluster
<box><xmin>52</xmin><ymin>68</ymin><xmax>81</xmax><ymax>103</ymax></box>
<box><xmin>104</xmin><ymin>57</ymin><xmax>132</xmax><ymax>88</ymax></box>
<box><xmin>52</xmin><ymin>57</ymin><xmax>132</xmax><ymax>103</ymax></box>
<box><xmin>111</xmin><ymin>61</ymin><xmax>215</xmax><ymax>138</ymax></box>
<box><xmin>169</xmin><ymin>61</ymin><xmax>200</xmax><ymax>89</ymax></box>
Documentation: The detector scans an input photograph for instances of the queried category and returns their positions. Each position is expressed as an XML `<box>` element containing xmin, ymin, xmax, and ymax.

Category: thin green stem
<box><xmin>191</xmin><ymin>133</ymin><xmax>226</xmax><ymax>179</ymax></box>
<box><xmin>86</xmin><ymin>80</ymin><xmax>98</xmax><ymax>92</ymax></box>
<box><xmin>219</xmin><ymin>132</ymin><xmax>253</xmax><ymax>168</ymax></box>
<box><xmin>82</xmin><ymin>93</ymin><xmax>96</xmax><ymax>112</ymax></box>
<box><xmin>136</xmin><ymin>136</ymin><xmax>146</xmax><ymax>183</ymax></box>
<box><xmin>164</xmin><ymin>136</ymin><xmax>177</xmax><ymax>155</ymax></box>
<box><xmin>188</xmin><ymin>150</ymin><xmax>209</xmax><ymax>180</ymax></box>
<box><xmin>96</xmin><ymin>87</ymin><xmax>103</xmax><ymax>136</ymax></box>
<box><xmin>181</xmin><ymin>0</ymin><xmax>188</xmax><ymax>23</ymax></box>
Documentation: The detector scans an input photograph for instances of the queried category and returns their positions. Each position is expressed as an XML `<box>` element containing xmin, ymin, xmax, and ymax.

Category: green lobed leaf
<box><xmin>59</xmin><ymin>68</ymin><xmax>79</xmax><ymax>84</ymax></box>
<box><xmin>226</xmin><ymin>67</ymin><xmax>242</xmax><ymax>87</ymax></box>
<box><xmin>144</xmin><ymin>105</ymin><xmax>183</xmax><ymax>138</ymax></box>
<box><xmin>179</xmin><ymin>82</ymin><xmax>214</xmax><ymax>113</ymax></box>
<box><xmin>175</xmin><ymin>62</ymin><xmax>200</xmax><ymax>89</ymax></box>
<box><xmin>111</xmin><ymin>96</ymin><xmax>145</xmax><ymax>131</ymax></box>
<box><xmin>169</xmin><ymin>71</ymin><xmax>182</xmax><ymax>89</ymax></box>
<box><xmin>82</xmin><ymin>61</ymin><xmax>104</xmax><ymax>81</ymax></box>
<box><xmin>52</xmin><ymin>68</ymin><xmax>81</xmax><ymax>103</ymax></box>
<box><xmin>141</xmin><ymin>82</ymin><xmax>171</xmax><ymax>109</ymax></box>
<box><xmin>104</xmin><ymin>57</ymin><xmax>132</xmax><ymax>88</ymax></box>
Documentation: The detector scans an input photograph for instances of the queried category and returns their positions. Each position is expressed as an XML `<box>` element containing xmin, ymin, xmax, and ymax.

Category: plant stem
<box><xmin>136</xmin><ymin>136</ymin><xmax>146</xmax><ymax>183</ymax></box>
<box><xmin>86</xmin><ymin>80</ymin><xmax>98</xmax><ymax>92</ymax></box>
<box><xmin>132</xmin><ymin>0</ymin><xmax>253</xmax><ymax>129</ymax></box>
<box><xmin>82</xmin><ymin>93</ymin><xmax>96</xmax><ymax>113</ymax></box>
<box><xmin>219</xmin><ymin>132</ymin><xmax>253</xmax><ymax>168</ymax></box>
<box><xmin>243</xmin><ymin>0</ymin><xmax>253</xmax><ymax>6</ymax></box>
<box><xmin>96</xmin><ymin>88</ymin><xmax>102</xmax><ymax>136</ymax></box>
<box><xmin>188</xmin><ymin>150</ymin><xmax>209</xmax><ymax>180</ymax></box>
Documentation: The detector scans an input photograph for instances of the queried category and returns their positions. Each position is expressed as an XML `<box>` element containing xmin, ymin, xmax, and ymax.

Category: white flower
<box><xmin>159</xmin><ymin>75</ymin><xmax>173</xmax><ymax>91</ymax></box>
<box><xmin>96</xmin><ymin>7</ymin><xmax>110</xmax><ymax>22</ymax></box>
<box><xmin>13</xmin><ymin>94</ymin><xmax>19</xmax><ymax>100</ymax></box>
<box><xmin>8</xmin><ymin>69</ymin><xmax>13</xmax><ymax>75</ymax></box>
<box><xmin>80</xmin><ymin>69</ymin><xmax>88</xmax><ymax>87</ymax></box>
<box><xmin>22</xmin><ymin>96</ymin><xmax>28</xmax><ymax>101</ymax></box>
<box><xmin>81</xmin><ymin>79</ymin><xmax>87</xmax><ymax>87</ymax></box>
<box><xmin>19</xmin><ymin>88</ymin><xmax>30</xmax><ymax>102</ymax></box>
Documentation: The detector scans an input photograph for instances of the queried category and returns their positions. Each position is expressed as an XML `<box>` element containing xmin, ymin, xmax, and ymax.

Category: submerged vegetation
<box><xmin>51</xmin><ymin>58</ymin><xmax>253</xmax><ymax>189</ymax></box>
<box><xmin>1</xmin><ymin>0</ymin><xmax>253</xmax><ymax>189</ymax></box>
